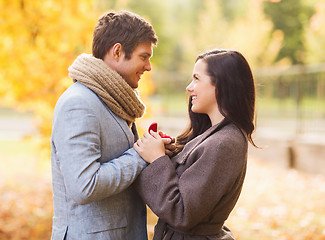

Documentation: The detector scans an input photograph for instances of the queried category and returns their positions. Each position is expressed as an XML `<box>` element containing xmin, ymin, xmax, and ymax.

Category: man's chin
<box><xmin>131</xmin><ymin>83</ymin><xmax>139</xmax><ymax>89</ymax></box>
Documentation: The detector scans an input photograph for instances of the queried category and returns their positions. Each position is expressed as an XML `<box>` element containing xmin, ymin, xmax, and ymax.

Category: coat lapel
<box><xmin>101</xmin><ymin>97</ymin><xmax>136</xmax><ymax>148</ymax></box>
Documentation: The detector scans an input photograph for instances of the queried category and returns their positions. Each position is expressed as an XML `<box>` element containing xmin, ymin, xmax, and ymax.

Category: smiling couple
<box><xmin>50</xmin><ymin>10</ymin><xmax>257</xmax><ymax>240</ymax></box>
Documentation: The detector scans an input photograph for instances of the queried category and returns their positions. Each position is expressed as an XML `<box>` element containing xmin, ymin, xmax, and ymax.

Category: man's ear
<box><xmin>112</xmin><ymin>43</ymin><xmax>122</xmax><ymax>61</ymax></box>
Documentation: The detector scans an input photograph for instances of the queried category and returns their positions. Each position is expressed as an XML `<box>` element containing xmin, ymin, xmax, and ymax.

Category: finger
<box><xmin>137</xmin><ymin>138</ymin><xmax>143</xmax><ymax>146</ymax></box>
<box><xmin>143</xmin><ymin>132</ymin><xmax>151</xmax><ymax>138</ymax></box>
<box><xmin>143</xmin><ymin>132</ymin><xmax>154</xmax><ymax>142</ymax></box>
<box><xmin>165</xmin><ymin>149</ymin><xmax>173</xmax><ymax>157</ymax></box>
<box><xmin>162</xmin><ymin>137</ymin><xmax>171</xmax><ymax>144</ymax></box>
<box><xmin>158</xmin><ymin>130</ymin><xmax>165</xmax><ymax>137</ymax></box>
<box><xmin>134</xmin><ymin>142</ymin><xmax>140</xmax><ymax>151</ymax></box>
<box><xmin>150</xmin><ymin>130</ymin><xmax>162</xmax><ymax>139</ymax></box>
<box><xmin>165</xmin><ymin>144</ymin><xmax>176</xmax><ymax>151</ymax></box>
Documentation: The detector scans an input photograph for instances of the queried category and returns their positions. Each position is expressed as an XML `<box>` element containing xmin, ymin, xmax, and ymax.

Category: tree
<box><xmin>0</xmin><ymin>0</ymin><xmax>98</xmax><ymax>150</ymax></box>
<box><xmin>305</xmin><ymin>1</ymin><xmax>325</xmax><ymax>63</ymax></box>
<box><xmin>263</xmin><ymin>0</ymin><xmax>314</xmax><ymax>64</ymax></box>
<box><xmin>0</xmin><ymin>0</ymin><xmax>158</xmax><ymax>153</ymax></box>
<box><xmin>225</xmin><ymin>0</ymin><xmax>281</xmax><ymax>68</ymax></box>
<box><xmin>194</xmin><ymin>0</ymin><xmax>278</xmax><ymax>68</ymax></box>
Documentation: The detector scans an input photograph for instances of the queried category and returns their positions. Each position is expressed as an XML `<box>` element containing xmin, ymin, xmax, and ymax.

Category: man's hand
<box><xmin>134</xmin><ymin>131</ymin><xmax>167</xmax><ymax>163</ymax></box>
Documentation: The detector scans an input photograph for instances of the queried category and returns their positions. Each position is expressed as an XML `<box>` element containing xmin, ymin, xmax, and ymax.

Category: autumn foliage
<box><xmin>1</xmin><ymin>0</ymin><xmax>325</xmax><ymax>239</ymax></box>
<box><xmin>0</xmin><ymin>0</ymin><xmax>99</xmax><ymax>147</ymax></box>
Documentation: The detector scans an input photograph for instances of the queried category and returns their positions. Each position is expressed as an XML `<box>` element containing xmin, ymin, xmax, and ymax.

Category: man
<box><xmin>50</xmin><ymin>11</ymin><xmax>158</xmax><ymax>240</ymax></box>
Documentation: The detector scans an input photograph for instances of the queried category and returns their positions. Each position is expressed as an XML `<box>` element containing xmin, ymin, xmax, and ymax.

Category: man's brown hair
<box><xmin>92</xmin><ymin>11</ymin><xmax>158</xmax><ymax>60</ymax></box>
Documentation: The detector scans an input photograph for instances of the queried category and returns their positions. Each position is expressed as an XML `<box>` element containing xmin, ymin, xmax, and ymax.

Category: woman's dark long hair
<box><xmin>174</xmin><ymin>49</ymin><xmax>257</xmax><ymax>155</ymax></box>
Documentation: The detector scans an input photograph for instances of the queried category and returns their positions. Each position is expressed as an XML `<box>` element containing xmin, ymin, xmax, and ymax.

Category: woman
<box><xmin>133</xmin><ymin>49</ymin><xmax>257</xmax><ymax>240</ymax></box>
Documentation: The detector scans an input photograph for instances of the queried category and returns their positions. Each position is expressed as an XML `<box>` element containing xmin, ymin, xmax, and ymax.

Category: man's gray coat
<box><xmin>51</xmin><ymin>82</ymin><xmax>147</xmax><ymax>240</ymax></box>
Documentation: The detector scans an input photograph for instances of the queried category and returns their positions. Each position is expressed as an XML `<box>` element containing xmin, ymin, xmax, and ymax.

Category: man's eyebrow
<box><xmin>141</xmin><ymin>52</ymin><xmax>152</xmax><ymax>57</ymax></box>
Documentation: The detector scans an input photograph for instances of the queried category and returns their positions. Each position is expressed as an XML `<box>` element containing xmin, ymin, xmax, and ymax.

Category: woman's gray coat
<box><xmin>135</xmin><ymin>122</ymin><xmax>248</xmax><ymax>240</ymax></box>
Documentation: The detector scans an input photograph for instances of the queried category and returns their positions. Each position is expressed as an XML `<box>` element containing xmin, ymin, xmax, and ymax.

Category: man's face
<box><xmin>115</xmin><ymin>42</ymin><xmax>153</xmax><ymax>88</ymax></box>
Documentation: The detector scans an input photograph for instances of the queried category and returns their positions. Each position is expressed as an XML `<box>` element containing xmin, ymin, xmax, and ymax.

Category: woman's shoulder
<box><xmin>221</xmin><ymin>123</ymin><xmax>246</xmax><ymax>139</ymax></box>
<box><xmin>174</xmin><ymin>122</ymin><xmax>247</xmax><ymax>165</ymax></box>
<box><xmin>206</xmin><ymin>123</ymin><xmax>247</xmax><ymax>149</ymax></box>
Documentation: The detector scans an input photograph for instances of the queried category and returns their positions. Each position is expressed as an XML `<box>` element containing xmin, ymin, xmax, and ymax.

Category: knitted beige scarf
<box><xmin>68</xmin><ymin>53</ymin><xmax>145</xmax><ymax>124</ymax></box>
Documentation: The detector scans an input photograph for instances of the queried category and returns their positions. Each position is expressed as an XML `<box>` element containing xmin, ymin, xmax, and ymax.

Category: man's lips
<box><xmin>137</xmin><ymin>72</ymin><xmax>143</xmax><ymax>79</ymax></box>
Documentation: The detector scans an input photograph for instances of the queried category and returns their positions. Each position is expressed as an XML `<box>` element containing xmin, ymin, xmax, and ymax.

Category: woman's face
<box><xmin>186</xmin><ymin>59</ymin><xmax>218</xmax><ymax>117</ymax></box>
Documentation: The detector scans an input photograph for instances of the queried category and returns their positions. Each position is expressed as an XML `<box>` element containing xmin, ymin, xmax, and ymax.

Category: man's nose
<box><xmin>144</xmin><ymin>61</ymin><xmax>152</xmax><ymax>71</ymax></box>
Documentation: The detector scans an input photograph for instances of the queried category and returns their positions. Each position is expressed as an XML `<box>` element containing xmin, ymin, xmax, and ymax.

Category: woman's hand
<box><xmin>165</xmin><ymin>142</ymin><xmax>176</xmax><ymax>157</ymax></box>
<box><xmin>134</xmin><ymin>131</ymin><xmax>170</xmax><ymax>163</ymax></box>
<box><xmin>158</xmin><ymin>131</ymin><xmax>176</xmax><ymax>157</ymax></box>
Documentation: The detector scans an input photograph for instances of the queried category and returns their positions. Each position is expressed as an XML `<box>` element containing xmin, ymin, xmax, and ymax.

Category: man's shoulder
<box><xmin>62</xmin><ymin>82</ymin><xmax>96</xmax><ymax>98</ymax></box>
<box><xmin>57</xmin><ymin>82</ymin><xmax>101</xmax><ymax>106</ymax></box>
<box><xmin>53</xmin><ymin>82</ymin><xmax>107</xmax><ymax>120</ymax></box>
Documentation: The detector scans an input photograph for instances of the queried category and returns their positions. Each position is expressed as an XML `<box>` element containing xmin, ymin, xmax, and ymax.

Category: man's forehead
<box><xmin>134</xmin><ymin>43</ymin><xmax>153</xmax><ymax>55</ymax></box>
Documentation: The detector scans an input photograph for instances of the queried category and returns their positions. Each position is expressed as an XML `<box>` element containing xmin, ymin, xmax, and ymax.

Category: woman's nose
<box><xmin>186</xmin><ymin>81</ymin><xmax>193</xmax><ymax>92</ymax></box>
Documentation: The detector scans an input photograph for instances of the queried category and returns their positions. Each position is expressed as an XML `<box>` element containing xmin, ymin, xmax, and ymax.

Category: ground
<box><xmin>0</xmin><ymin>138</ymin><xmax>324</xmax><ymax>240</ymax></box>
<box><xmin>0</xmin><ymin>110</ymin><xmax>324</xmax><ymax>239</ymax></box>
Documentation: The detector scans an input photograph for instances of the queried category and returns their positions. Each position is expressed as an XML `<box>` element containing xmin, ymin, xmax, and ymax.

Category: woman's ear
<box><xmin>112</xmin><ymin>43</ymin><xmax>122</xmax><ymax>61</ymax></box>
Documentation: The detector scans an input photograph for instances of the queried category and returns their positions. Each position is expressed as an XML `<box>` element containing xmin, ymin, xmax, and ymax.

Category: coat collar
<box><xmin>175</xmin><ymin>120</ymin><xmax>230</xmax><ymax>165</ymax></box>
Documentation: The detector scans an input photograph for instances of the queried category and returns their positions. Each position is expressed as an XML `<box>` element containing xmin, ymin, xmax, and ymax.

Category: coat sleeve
<box><xmin>134</xmin><ymin>134</ymin><xmax>246</xmax><ymax>232</ymax></box>
<box><xmin>52</xmin><ymin>95</ymin><xmax>147</xmax><ymax>205</ymax></box>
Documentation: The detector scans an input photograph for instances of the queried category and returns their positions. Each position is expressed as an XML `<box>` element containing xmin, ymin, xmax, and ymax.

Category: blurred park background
<box><xmin>1</xmin><ymin>0</ymin><xmax>325</xmax><ymax>239</ymax></box>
